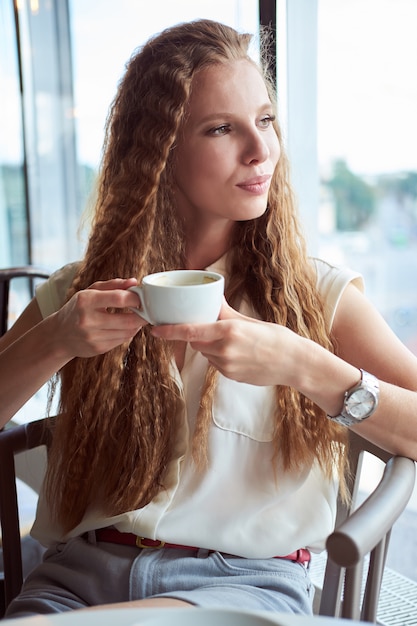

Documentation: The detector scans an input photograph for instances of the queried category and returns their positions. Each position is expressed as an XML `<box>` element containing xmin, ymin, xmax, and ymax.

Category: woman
<box><xmin>1</xmin><ymin>18</ymin><xmax>417</xmax><ymax>618</ymax></box>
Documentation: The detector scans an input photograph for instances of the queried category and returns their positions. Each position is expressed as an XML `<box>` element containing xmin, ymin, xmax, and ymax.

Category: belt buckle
<box><xmin>136</xmin><ymin>536</ymin><xmax>165</xmax><ymax>549</ymax></box>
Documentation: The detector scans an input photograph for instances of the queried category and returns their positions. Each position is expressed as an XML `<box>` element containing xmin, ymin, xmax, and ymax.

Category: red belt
<box><xmin>95</xmin><ymin>529</ymin><xmax>310</xmax><ymax>565</ymax></box>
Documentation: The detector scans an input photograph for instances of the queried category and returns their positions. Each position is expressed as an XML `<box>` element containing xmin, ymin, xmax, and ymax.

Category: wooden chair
<box><xmin>0</xmin><ymin>266</ymin><xmax>50</xmax><ymax>335</ymax></box>
<box><xmin>0</xmin><ymin>417</ymin><xmax>415</xmax><ymax>620</ymax></box>
<box><xmin>0</xmin><ymin>266</ymin><xmax>51</xmax><ymax>616</ymax></box>
<box><xmin>0</xmin><ymin>419</ymin><xmax>53</xmax><ymax>616</ymax></box>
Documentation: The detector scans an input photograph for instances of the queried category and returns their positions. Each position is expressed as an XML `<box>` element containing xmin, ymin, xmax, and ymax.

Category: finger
<box><xmin>88</xmin><ymin>277</ymin><xmax>138</xmax><ymax>292</ymax></box>
<box><xmin>218</xmin><ymin>298</ymin><xmax>262</xmax><ymax>324</ymax></box>
<box><xmin>219</xmin><ymin>300</ymin><xmax>267</xmax><ymax>329</ymax></box>
<box><xmin>81</xmin><ymin>287</ymin><xmax>143</xmax><ymax>311</ymax></box>
<box><xmin>151</xmin><ymin>321</ymin><xmax>226</xmax><ymax>343</ymax></box>
<box><xmin>98</xmin><ymin>309</ymin><xmax>148</xmax><ymax>329</ymax></box>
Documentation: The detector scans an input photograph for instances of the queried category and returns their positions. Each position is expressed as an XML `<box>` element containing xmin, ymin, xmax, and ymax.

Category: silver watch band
<box><xmin>328</xmin><ymin>369</ymin><xmax>379</xmax><ymax>427</ymax></box>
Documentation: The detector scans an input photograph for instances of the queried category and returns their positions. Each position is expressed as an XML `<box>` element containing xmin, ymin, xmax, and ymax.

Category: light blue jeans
<box><xmin>5</xmin><ymin>535</ymin><xmax>314</xmax><ymax>618</ymax></box>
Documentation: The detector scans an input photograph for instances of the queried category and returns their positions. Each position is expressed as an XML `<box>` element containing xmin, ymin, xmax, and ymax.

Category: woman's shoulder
<box><xmin>35</xmin><ymin>261</ymin><xmax>81</xmax><ymax>319</ymax></box>
<box><xmin>310</xmin><ymin>257</ymin><xmax>364</xmax><ymax>292</ymax></box>
<box><xmin>309</xmin><ymin>257</ymin><xmax>364</xmax><ymax>329</ymax></box>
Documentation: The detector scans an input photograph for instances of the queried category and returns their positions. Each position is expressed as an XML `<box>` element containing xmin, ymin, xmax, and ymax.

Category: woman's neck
<box><xmin>184</xmin><ymin>221</ymin><xmax>234</xmax><ymax>270</ymax></box>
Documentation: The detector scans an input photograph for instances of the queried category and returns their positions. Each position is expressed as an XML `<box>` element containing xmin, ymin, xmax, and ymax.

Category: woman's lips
<box><xmin>236</xmin><ymin>174</ymin><xmax>272</xmax><ymax>194</ymax></box>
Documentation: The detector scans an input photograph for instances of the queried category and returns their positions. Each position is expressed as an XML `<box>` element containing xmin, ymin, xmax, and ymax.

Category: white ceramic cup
<box><xmin>129</xmin><ymin>269</ymin><xmax>224</xmax><ymax>325</ymax></box>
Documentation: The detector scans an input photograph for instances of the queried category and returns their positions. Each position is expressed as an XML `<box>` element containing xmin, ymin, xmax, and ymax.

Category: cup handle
<box><xmin>128</xmin><ymin>286</ymin><xmax>152</xmax><ymax>324</ymax></box>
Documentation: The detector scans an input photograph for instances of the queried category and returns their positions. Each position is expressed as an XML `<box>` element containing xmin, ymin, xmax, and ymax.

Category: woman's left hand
<box><xmin>155</xmin><ymin>290</ymin><xmax>417</xmax><ymax>461</ymax></box>
<box><xmin>151</xmin><ymin>299</ymin><xmax>300</xmax><ymax>387</ymax></box>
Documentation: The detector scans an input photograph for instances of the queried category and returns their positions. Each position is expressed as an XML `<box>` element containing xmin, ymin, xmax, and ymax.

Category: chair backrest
<box><xmin>0</xmin><ymin>418</ymin><xmax>415</xmax><ymax>619</ymax></box>
<box><xmin>0</xmin><ymin>418</ymin><xmax>53</xmax><ymax>614</ymax></box>
<box><xmin>0</xmin><ymin>266</ymin><xmax>50</xmax><ymax>336</ymax></box>
<box><xmin>0</xmin><ymin>266</ymin><xmax>52</xmax><ymax>616</ymax></box>
<box><xmin>319</xmin><ymin>430</ymin><xmax>416</xmax><ymax>622</ymax></box>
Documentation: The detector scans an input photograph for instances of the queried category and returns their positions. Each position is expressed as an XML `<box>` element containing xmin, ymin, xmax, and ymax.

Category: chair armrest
<box><xmin>326</xmin><ymin>456</ymin><xmax>416</xmax><ymax>567</ymax></box>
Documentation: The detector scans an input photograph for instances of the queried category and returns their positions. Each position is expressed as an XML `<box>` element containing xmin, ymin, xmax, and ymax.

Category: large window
<box><xmin>317</xmin><ymin>0</ymin><xmax>417</xmax><ymax>581</ymax></box>
<box><xmin>317</xmin><ymin>0</ymin><xmax>417</xmax><ymax>358</ymax></box>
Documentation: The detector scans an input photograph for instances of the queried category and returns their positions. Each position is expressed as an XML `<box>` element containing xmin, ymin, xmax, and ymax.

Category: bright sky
<box><xmin>318</xmin><ymin>0</ymin><xmax>417</xmax><ymax>175</ymax></box>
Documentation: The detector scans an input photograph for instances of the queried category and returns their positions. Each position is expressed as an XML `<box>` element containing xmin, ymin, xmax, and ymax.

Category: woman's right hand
<box><xmin>0</xmin><ymin>277</ymin><xmax>147</xmax><ymax>427</ymax></box>
<box><xmin>52</xmin><ymin>277</ymin><xmax>148</xmax><ymax>359</ymax></box>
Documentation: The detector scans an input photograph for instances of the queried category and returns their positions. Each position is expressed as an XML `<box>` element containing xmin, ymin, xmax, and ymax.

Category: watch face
<box><xmin>345</xmin><ymin>388</ymin><xmax>377</xmax><ymax>419</ymax></box>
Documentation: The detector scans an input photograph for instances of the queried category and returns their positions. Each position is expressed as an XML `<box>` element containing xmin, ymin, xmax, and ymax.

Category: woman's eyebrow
<box><xmin>196</xmin><ymin>104</ymin><xmax>274</xmax><ymax>125</ymax></box>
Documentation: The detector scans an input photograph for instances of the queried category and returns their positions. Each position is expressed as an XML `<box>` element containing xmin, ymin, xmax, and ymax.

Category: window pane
<box><xmin>317</xmin><ymin>0</ymin><xmax>417</xmax><ymax>582</ymax></box>
<box><xmin>318</xmin><ymin>0</ymin><xmax>417</xmax><ymax>358</ymax></box>
<box><xmin>0</xmin><ymin>0</ymin><xmax>29</xmax><ymax>268</ymax></box>
<box><xmin>11</xmin><ymin>1</ymin><xmax>82</xmax><ymax>269</ymax></box>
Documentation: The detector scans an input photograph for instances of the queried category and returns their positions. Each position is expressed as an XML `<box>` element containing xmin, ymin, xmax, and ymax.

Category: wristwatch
<box><xmin>328</xmin><ymin>369</ymin><xmax>379</xmax><ymax>427</ymax></box>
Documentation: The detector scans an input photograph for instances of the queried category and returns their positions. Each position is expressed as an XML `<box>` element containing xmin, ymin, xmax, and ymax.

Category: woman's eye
<box><xmin>259</xmin><ymin>115</ymin><xmax>275</xmax><ymax>128</ymax></box>
<box><xmin>209</xmin><ymin>124</ymin><xmax>230</xmax><ymax>136</ymax></box>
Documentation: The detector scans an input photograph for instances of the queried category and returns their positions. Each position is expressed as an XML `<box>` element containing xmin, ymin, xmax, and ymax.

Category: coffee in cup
<box><xmin>129</xmin><ymin>269</ymin><xmax>224</xmax><ymax>325</ymax></box>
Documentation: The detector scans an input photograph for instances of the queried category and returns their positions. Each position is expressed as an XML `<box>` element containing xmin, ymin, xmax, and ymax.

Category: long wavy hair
<box><xmin>45</xmin><ymin>19</ymin><xmax>348</xmax><ymax>532</ymax></box>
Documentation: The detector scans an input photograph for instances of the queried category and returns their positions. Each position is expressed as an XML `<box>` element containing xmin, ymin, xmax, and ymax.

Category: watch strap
<box><xmin>328</xmin><ymin>369</ymin><xmax>379</xmax><ymax>427</ymax></box>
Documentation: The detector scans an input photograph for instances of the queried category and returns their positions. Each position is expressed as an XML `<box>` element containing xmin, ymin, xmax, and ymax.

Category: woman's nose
<box><xmin>242</xmin><ymin>129</ymin><xmax>270</xmax><ymax>165</ymax></box>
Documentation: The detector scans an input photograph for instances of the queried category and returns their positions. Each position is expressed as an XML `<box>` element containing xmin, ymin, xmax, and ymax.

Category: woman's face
<box><xmin>173</xmin><ymin>59</ymin><xmax>281</xmax><ymax>230</ymax></box>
